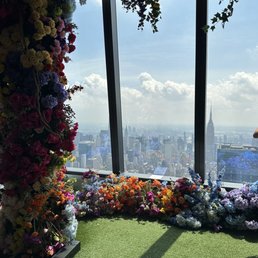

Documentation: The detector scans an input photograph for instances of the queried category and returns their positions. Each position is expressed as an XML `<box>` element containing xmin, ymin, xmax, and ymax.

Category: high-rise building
<box><xmin>206</xmin><ymin>106</ymin><xmax>216</xmax><ymax>161</ymax></box>
<box><xmin>123</xmin><ymin>126</ymin><xmax>129</xmax><ymax>152</ymax></box>
<box><xmin>217</xmin><ymin>145</ymin><xmax>258</xmax><ymax>183</ymax></box>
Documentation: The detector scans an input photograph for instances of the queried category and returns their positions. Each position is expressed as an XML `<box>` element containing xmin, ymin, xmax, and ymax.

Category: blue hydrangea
<box><xmin>54</xmin><ymin>83</ymin><xmax>68</xmax><ymax>102</ymax></box>
<box><xmin>41</xmin><ymin>95</ymin><xmax>58</xmax><ymax>109</ymax></box>
<box><xmin>38</xmin><ymin>71</ymin><xmax>59</xmax><ymax>87</ymax></box>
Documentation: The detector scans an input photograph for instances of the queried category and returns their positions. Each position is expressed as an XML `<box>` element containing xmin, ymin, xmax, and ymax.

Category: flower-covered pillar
<box><xmin>0</xmin><ymin>0</ymin><xmax>79</xmax><ymax>256</ymax></box>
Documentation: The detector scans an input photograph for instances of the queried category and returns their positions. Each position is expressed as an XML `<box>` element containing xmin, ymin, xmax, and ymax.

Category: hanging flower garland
<box><xmin>0</xmin><ymin>0</ymin><xmax>79</xmax><ymax>256</ymax></box>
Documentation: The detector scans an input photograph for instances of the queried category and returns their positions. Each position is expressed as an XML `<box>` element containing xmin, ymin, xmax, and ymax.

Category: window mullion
<box><xmin>194</xmin><ymin>0</ymin><xmax>208</xmax><ymax>179</ymax></box>
<box><xmin>102</xmin><ymin>0</ymin><xmax>124</xmax><ymax>174</ymax></box>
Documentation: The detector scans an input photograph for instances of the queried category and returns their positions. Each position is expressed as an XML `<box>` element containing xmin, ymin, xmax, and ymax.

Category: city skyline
<box><xmin>68</xmin><ymin>110</ymin><xmax>258</xmax><ymax>184</ymax></box>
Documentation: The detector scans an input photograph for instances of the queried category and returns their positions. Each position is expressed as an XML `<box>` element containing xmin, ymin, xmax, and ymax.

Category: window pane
<box><xmin>206</xmin><ymin>0</ymin><xmax>258</xmax><ymax>183</ymax></box>
<box><xmin>117</xmin><ymin>0</ymin><xmax>195</xmax><ymax>177</ymax></box>
<box><xmin>65</xmin><ymin>1</ymin><xmax>112</xmax><ymax>171</ymax></box>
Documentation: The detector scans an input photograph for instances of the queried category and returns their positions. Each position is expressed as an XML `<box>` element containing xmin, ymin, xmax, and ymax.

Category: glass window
<box><xmin>206</xmin><ymin>0</ymin><xmax>258</xmax><ymax>183</ymax></box>
<box><xmin>117</xmin><ymin>0</ymin><xmax>195</xmax><ymax>177</ymax></box>
<box><xmin>65</xmin><ymin>1</ymin><xmax>112</xmax><ymax>171</ymax></box>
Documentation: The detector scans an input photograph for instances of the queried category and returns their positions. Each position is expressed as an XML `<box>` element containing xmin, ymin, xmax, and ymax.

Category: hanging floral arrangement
<box><xmin>0</xmin><ymin>0</ymin><xmax>80</xmax><ymax>256</ymax></box>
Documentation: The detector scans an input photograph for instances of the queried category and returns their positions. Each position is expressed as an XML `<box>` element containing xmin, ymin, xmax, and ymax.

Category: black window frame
<box><xmin>102</xmin><ymin>0</ymin><xmax>207</xmax><ymax>179</ymax></box>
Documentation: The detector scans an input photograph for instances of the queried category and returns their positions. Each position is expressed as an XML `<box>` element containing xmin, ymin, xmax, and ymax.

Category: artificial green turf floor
<box><xmin>75</xmin><ymin>216</ymin><xmax>258</xmax><ymax>258</ymax></box>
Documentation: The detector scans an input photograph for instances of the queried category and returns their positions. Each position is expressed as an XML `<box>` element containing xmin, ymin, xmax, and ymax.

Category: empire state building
<box><xmin>206</xmin><ymin>107</ymin><xmax>216</xmax><ymax>161</ymax></box>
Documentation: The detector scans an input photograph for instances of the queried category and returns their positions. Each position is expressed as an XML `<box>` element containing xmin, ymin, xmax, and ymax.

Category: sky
<box><xmin>64</xmin><ymin>0</ymin><xmax>258</xmax><ymax>130</ymax></box>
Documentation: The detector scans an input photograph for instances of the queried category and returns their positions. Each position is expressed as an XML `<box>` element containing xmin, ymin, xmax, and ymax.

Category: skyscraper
<box><xmin>206</xmin><ymin>106</ymin><xmax>216</xmax><ymax>161</ymax></box>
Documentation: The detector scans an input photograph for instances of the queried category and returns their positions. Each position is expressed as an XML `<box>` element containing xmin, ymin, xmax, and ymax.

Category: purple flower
<box><xmin>41</xmin><ymin>95</ymin><xmax>58</xmax><ymax>109</ymax></box>
<box><xmin>150</xmin><ymin>206</ymin><xmax>160</xmax><ymax>216</ymax></box>
<box><xmin>234</xmin><ymin>196</ymin><xmax>249</xmax><ymax>210</ymax></box>
<box><xmin>250</xmin><ymin>196</ymin><xmax>258</xmax><ymax>208</ymax></box>
<box><xmin>226</xmin><ymin>188</ymin><xmax>242</xmax><ymax>199</ymax></box>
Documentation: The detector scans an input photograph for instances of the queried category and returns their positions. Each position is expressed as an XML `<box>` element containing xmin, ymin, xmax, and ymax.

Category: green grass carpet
<box><xmin>75</xmin><ymin>216</ymin><xmax>258</xmax><ymax>258</ymax></box>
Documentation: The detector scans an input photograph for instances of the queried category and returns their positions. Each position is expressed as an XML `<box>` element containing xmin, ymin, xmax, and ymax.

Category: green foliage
<box><xmin>206</xmin><ymin>0</ymin><xmax>239</xmax><ymax>31</ymax></box>
<box><xmin>121</xmin><ymin>0</ymin><xmax>161</xmax><ymax>33</ymax></box>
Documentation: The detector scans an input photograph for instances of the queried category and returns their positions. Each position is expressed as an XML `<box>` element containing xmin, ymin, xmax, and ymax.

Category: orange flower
<box><xmin>119</xmin><ymin>176</ymin><xmax>126</xmax><ymax>183</ymax></box>
<box><xmin>133</xmin><ymin>185</ymin><xmax>141</xmax><ymax>191</ymax></box>
<box><xmin>129</xmin><ymin>189</ymin><xmax>135</xmax><ymax>197</ymax></box>
<box><xmin>152</xmin><ymin>179</ymin><xmax>161</xmax><ymax>188</ymax></box>
<box><xmin>128</xmin><ymin>176</ymin><xmax>138</xmax><ymax>185</ymax></box>
<box><xmin>122</xmin><ymin>184</ymin><xmax>129</xmax><ymax>191</ymax></box>
<box><xmin>191</xmin><ymin>184</ymin><xmax>197</xmax><ymax>191</ymax></box>
<box><xmin>138</xmin><ymin>180</ymin><xmax>146</xmax><ymax>188</ymax></box>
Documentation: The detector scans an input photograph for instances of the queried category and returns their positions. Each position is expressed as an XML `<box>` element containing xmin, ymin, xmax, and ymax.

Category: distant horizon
<box><xmin>76</xmin><ymin>122</ymin><xmax>257</xmax><ymax>133</ymax></box>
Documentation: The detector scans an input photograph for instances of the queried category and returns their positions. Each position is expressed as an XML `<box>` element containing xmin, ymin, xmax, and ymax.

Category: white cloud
<box><xmin>68</xmin><ymin>71</ymin><xmax>258</xmax><ymax>128</ymax></box>
<box><xmin>246</xmin><ymin>45</ymin><xmax>258</xmax><ymax>59</ymax></box>
<box><xmin>207</xmin><ymin>71</ymin><xmax>258</xmax><ymax>126</ymax></box>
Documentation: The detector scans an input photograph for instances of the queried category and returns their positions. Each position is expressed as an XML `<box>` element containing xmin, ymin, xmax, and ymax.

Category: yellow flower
<box><xmin>49</xmin><ymin>19</ymin><xmax>55</xmax><ymax>28</ymax></box>
<box><xmin>50</xmin><ymin>28</ymin><xmax>57</xmax><ymax>37</ymax></box>
<box><xmin>160</xmin><ymin>207</ymin><xmax>166</xmax><ymax>213</ymax></box>
<box><xmin>31</xmin><ymin>10</ymin><xmax>40</xmax><ymax>20</ymax></box>
<box><xmin>33</xmin><ymin>33</ymin><xmax>43</xmax><ymax>41</ymax></box>
<box><xmin>44</xmin><ymin>25</ymin><xmax>51</xmax><ymax>35</ymax></box>
<box><xmin>166</xmin><ymin>189</ymin><xmax>173</xmax><ymax>198</ymax></box>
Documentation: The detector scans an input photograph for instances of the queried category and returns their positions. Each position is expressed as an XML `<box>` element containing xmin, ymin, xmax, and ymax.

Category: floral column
<box><xmin>0</xmin><ymin>0</ymin><xmax>79</xmax><ymax>256</ymax></box>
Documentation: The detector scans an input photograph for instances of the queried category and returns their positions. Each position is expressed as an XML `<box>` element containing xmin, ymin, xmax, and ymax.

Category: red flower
<box><xmin>20</xmin><ymin>156</ymin><xmax>32</xmax><ymax>169</ymax></box>
<box><xmin>30</xmin><ymin>141</ymin><xmax>48</xmax><ymax>156</ymax></box>
<box><xmin>41</xmin><ymin>154</ymin><xmax>51</xmax><ymax>166</ymax></box>
<box><xmin>61</xmin><ymin>140</ymin><xmax>75</xmax><ymax>152</ymax></box>
<box><xmin>43</xmin><ymin>109</ymin><xmax>52</xmax><ymax>123</ymax></box>
<box><xmin>47</xmin><ymin>134</ymin><xmax>60</xmax><ymax>144</ymax></box>
<box><xmin>53</xmin><ymin>104</ymin><xmax>64</xmax><ymax>118</ymax></box>
<box><xmin>68</xmin><ymin>33</ymin><xmax>76</xmax><ymax>44</ymax></box>
<box><xmin>8</xmin><ymin>143</ymin><xmax>23</xmax><ymax>156</ymax></box>
<box><xmin>65</xmin><ymin>23</ymin><xmax>73</xmax><ymax>32</ymax></box>
<box><xmin>20</xmin><ymin>112</ymin><xmax>41</xmax><ymax>129</ymax></box>
<box><xmin>68</xmin><ymin>45</ymin><xmax>76</xmax><ymax>53</ymax></box>
<box><xmin>57</xmin><ymin>122</ymin><xmax>67</xmax><ymax>132</ymax></box>
<box><xmin>9</xmin><ymin>93</ymin><xmax>35</xmax><ymax>112</ymax></box>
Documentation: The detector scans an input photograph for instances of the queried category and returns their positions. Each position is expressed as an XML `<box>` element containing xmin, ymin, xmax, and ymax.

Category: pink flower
<box><xmin>147</xmin><ymin>191</ymin><xmax>155</xmax><ymax>203</ymax></box>
<box><xmin>46</xmin><ymin>246</ymin><xmax>55</xmax><ymax>256</ymax></box>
